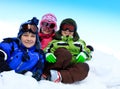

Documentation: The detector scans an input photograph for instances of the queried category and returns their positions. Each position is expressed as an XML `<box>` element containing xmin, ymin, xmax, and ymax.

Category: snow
<box><xmin>0</xmin><ymin>49</ymin><xmax>120</xmax><ymax>89</ymax></box>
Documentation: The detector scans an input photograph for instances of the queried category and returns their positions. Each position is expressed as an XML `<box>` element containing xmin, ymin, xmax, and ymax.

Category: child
<box><xmin>38</xmin><ymin>13</ymin><xmax>57</xmax><ymax>50</ymax></box>
<box><xmin>0</xmin><ymin>17</ymin><xmax>45</xmax><ymax>81</ymax></box>
<box><xmin>42</xmin><ymin>18</ymin><xmax>94</xmax><ymax>83</ymax></box>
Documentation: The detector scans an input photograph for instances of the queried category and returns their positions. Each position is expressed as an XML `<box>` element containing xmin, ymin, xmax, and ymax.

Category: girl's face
<box><xmin>61</xmin><ymin>24</ymin><xmax>74</xmax><ymax>36</ymax></box>
<box><xmin>61</xmin><ymin>30</ymin><xmax>74</xmax><ymax>37</ymax></box>
<box><xmin>41</xmin><ymin>26</ymin><xmax>54</xmax><ymax>34</ymax></box>
<box><xmin>21</xmin><ymin>32</ymin><xmax>36</xmax><ymax>48</ymax></box>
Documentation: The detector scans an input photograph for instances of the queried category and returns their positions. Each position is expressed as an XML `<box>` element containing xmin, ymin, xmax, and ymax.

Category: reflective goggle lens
<box><xmin>62</xmin><ymin>24</ymin><xmax>75</xmax><ymax>32</ymax></box>
<box><xmin>21</xmin><ymin>24</ymin><xmax>38</xmax><ymax>33</ymax></box>
<box><xmin>42</xmin><ymin>22</ymin><xmax>55</xmax><ymax>29</ymax></box>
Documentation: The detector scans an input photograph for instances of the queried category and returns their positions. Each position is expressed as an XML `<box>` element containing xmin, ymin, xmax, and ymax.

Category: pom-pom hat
<box><xmin>40</xmin><ymin>13</ymin><xmax>57</xmax><ymax>30</ymax></box>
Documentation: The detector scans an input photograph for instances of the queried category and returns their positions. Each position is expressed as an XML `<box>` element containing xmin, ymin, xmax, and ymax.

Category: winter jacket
<box><xmin>0</xmin><ymin>38</ymin><xmax>45</xmax><ymax>74</ymax></box>
<box><xmin>39</xmin><ymin>32</ymin><xmax>55</xmax><ymax>50</ymax></box>
<box><xmin>45</xmin><ymin>35</ymin><xmax>92</xmax><ymax>64</ymax></box>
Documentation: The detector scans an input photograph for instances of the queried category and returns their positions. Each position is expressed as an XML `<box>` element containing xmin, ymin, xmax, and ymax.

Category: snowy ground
<box><xmin>0</xmin><ymin>49</ymin><xmax>120</xmax><ymax>89</ymax></box>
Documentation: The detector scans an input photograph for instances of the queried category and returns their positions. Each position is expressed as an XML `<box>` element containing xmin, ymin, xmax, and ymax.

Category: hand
<box><xmin>0</xmin><ymin>61</ymin><xmax>11</xmax><ymax>73</ymax></box>
<box><xmin>76</xmin><ymin>52</ymin><xmax>88</xmax><ymax>63</ymax></box>
<box><xmin>0</xmin><ymin>49</ymin><xmax>11</xmax><ymax>73</ymax></box>
<box><xmin>46</xmin><ymin>53</ymin><xmax>56</xmax><ymax>63</ymax></box>
<box><xmin>87</xmin><ymin>45</ymin><xmax>94</xmax><ymax>52</ymax></box>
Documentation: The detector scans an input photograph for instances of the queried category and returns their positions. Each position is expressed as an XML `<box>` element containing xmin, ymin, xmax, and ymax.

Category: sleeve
<box><xmin>38</xmin><ymin>49</ymin><xmax>46</xmax><ymax>69</ymax></box>
<box><xmin>0</xmin><ymin>39</ymin><xmax>13</xmax><ymax>72</ymax></box>
<box><xmin>80</xmin><ymin>40</ymin><xmax>92</xmax><ymax>61</ymax></box>
<box><xmin>44</xmin><ymin>40</ymin><xmax>57</xmax><ymax>53</ymax></box>
<box><xmin>0</xmin><ymin>42</ymin><xmax>13</xmax><ymax>61</ymax></box>
<box><xmin>0</xmin><ymin>49</ymin><xmax>7</xmax><ymax>61</ymax></box>
<box><xmin>32</xmin><ymin>50</ymin><xmax>46</xmax><ymax>81</ymax></box>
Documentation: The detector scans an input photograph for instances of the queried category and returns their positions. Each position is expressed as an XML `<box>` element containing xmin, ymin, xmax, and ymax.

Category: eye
<box><xmin>31</xmin><ymin>35</ymin><xmax>36</xmax><ymax>37</ymax></box>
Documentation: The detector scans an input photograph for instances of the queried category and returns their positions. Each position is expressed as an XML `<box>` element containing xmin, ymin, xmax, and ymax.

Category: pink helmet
<box><xmin>40</xmin><ymin>13</ymin><xmax>57</xmax><ymax>30</ymax></box>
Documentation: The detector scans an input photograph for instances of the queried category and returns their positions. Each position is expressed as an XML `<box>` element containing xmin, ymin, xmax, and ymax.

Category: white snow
<box><xmin>0</xmin><ymin>49</ymin><xmax>120</xmax><ymax>89</ymax></box>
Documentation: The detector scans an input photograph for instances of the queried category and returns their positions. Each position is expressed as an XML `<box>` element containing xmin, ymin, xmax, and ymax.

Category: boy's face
<box><xmin>21</xmin><ymin>32</ymin><xmax>36</xmax><ymax>48</ymax></box>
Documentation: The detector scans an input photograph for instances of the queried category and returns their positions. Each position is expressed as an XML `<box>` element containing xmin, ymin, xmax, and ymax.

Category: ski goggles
<box><xmin>21</xmin><ymin>24</ymin><xmax>38</xmax><ymax>33</ymax></box>
<box><xmin>41</xmin><ymin>22</ymin><xmax>55</xmax><ymax>29</ymax></box>
<box><xmin>62</xmin><ymin>24</ymin><xmax>75</xmax><ymax>32</ymax></box>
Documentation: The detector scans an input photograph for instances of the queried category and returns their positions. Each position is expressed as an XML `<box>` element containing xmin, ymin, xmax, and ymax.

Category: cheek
<box><xmin>61</xmin><ymin>31</ymin><xmax>65</xmax><ymax>35</ymax></box>
<box><xmin>70</xmin><ymin>32</ymin><xmax>74</xmax><ymax>35</ymax></box>
<box><xmin>21</xmin><ymin>36</ymin><xmax>26</xmax><ymax>42</ymax></box>
<box><xmin>32</xmin><ymin>38</ymin><xmax>36</xmax><ymax>43</ymax></box>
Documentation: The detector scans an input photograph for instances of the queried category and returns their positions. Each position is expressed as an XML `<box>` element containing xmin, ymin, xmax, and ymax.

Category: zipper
<box><xmin>16</xmin><ymin>61</ymin><xmax>23</xmax><ymax>70</ymax></box>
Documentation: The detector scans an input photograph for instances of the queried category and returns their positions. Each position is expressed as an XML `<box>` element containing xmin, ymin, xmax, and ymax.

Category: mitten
<box><xmin>76</xmin><ymin>52</ymin><xmax>88</xmax><ymax>63</ymax></box>
<box><xmin>0</xmin><ymin>50</ymin><xmax>11</xmax><ymax>73</ymax></box>
<box><xmin>46</xmin><ymin>53</ymin><xmax>56</xmax><ymax>63</ymax></box>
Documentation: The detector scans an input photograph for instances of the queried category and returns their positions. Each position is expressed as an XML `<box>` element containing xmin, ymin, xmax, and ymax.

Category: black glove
<box><xmin>0</xmin><ymin>50</ymin><xmax>11</xmax><ymax>73</ymax></box>
<box><xmin>87</xmin><ymin>45</ymin><xmax>94</xmax><ymax>52</ymax></box>
<box><xmin>0</xmin><ymin>49</ymin><xmax>7</xmax><ymax>68</ymax></box>
<box><xmin>32</xmin><ymin>69</ymin><xmax>42</xmax><ymax>81</ymax></box>
<box><xmin>0</xmin><ymin>59</ymin><xmax>11</xmax><ymax>73</ymax></box>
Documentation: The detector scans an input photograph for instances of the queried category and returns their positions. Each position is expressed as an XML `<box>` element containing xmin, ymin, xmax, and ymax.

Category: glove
<box><xmin>87</xmin><ymin>45</ymin><xmax>94</xmax><ymax>52</ymax></box>
<box><xmin>0</xmin><ymin>49</ymin><xmax>11</xmax><ymax>73</ymax></box>
<box><xmin>76</xmin><ymin>52</ymin><xmax>88</xmax><ymax>63</ymax></box>
<box><xmin>46</xmin><ymin>53</ymin><xmax>56</xmax><ymax>63</ymax></box>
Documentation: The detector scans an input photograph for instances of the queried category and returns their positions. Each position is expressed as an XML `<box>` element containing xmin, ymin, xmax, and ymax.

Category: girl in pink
<box><xmin>38</xmin><ymin>13</ymin><xmax>57</xmax><ymax>50</ymax></box>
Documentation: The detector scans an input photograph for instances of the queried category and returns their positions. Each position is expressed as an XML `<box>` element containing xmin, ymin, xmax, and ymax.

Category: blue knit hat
<box><xmin>18</xmin><ymin>17</ymin><xmax>39</xmax><ymax>38</ymax></box>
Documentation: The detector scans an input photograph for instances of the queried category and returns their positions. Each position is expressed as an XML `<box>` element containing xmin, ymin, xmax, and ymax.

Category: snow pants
<box><xmin>43</xmin><ymin>48</ymin><xmax>89</xmax><ymax>83</ymax></box>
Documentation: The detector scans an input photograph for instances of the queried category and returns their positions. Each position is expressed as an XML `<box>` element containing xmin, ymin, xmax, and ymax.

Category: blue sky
<box><xmin>0</xmin><ymin>0</ymin><xmax>120</xmax><ymax>59</ymax></box>
<box><xmin>0</xmin><ymin>0</ymin><xmax>120</xmax><ymax>21</ymax></box>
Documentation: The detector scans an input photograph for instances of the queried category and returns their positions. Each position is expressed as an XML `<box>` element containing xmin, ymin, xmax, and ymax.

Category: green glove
<box><xmin>46</xmin><ymin>53</ymin><xmax>56</xmax><ymax>63</ymax></box>
<box><xmin>76</xmin><ymin>52</ymin><xmax>88</xmax><ymax>63</ymax></box>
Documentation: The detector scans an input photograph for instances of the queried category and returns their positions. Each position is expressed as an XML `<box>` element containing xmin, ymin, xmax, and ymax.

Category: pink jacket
<box><xmin>39</xmin><ymin>33</ymin><xmax>55</xmax><ymax>50</ymax></box>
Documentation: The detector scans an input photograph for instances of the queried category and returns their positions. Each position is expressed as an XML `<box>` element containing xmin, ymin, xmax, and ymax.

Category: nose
<box><xmin>26</xmin><ymin>36</ymin><xmax>31</xmax><ymax>42</ymax></box>
<box><xmin>65</xmin><ymin>29</ymin><xmax>70</xmax><ymax>32</ymax></box>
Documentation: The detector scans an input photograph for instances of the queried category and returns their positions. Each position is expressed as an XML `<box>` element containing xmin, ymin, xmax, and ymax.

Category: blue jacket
<box><xmin>0</xmin><ymin>38</ymin><xmax>45</xmax><ymax>74</ymax></box>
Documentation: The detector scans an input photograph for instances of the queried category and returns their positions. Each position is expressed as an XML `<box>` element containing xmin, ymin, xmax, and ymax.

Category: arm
<box><xmin>0</xmin><ymin>49</ymin><xmax>7</xmax><ymax>61</ymax></box>
<box><xmin>0</xmin><ymin>49</ymin><xmax>11</xmax><ymax>72</ymax></box>
<box><xmin>44</xmin><ymin>40</ymin><xmax>58</xmax><ymax>63</ymax></box>
<box><xmin>32</xmin><ymin>50</ymin><xmax>45</xmax><ymax>81</ymax></box>
<box><xmin>0</xmin><ymin>38</ymin><xmax>18</xmax><ymax>59</ymax></box>
<box><xmin>0</xmin><ymin>38</ymin><xmax>17</xmax><ymax>72</ymax></box>
<box><xmin>76</xmin><ymin>40</ymin><xmax>94</xmax><ymax>63</ymax></box>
